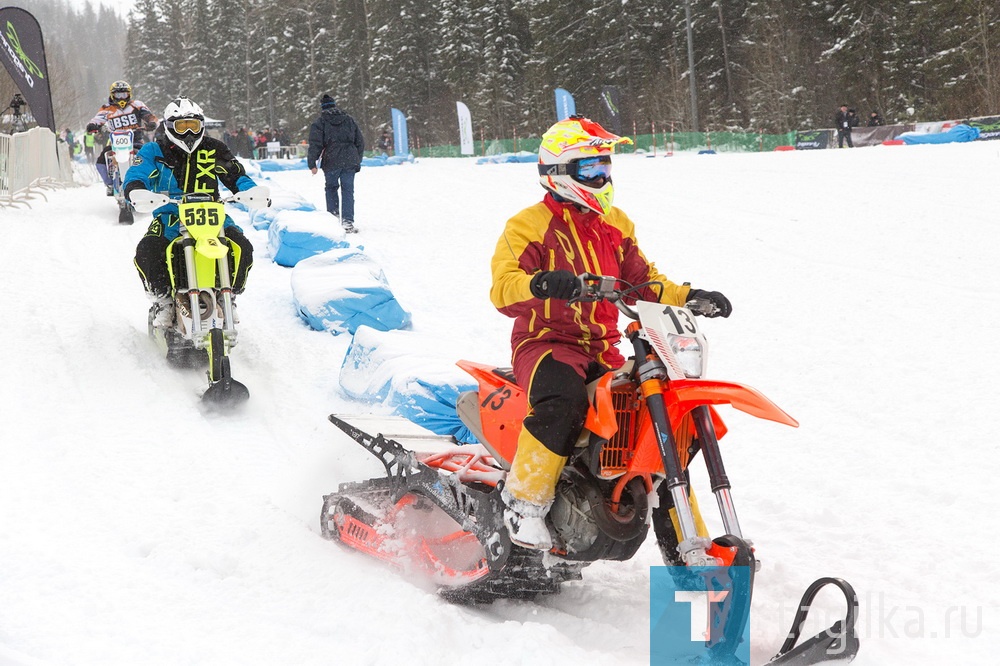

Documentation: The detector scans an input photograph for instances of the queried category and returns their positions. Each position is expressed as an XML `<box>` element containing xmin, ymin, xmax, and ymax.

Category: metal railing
<box><xmin>0</xmin><ymin>127</ymin><xmax>74</xmax><ymax>208</ymax></box>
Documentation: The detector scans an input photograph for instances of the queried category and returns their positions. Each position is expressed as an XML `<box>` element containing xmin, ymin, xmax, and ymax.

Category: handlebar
<box><xmin>570</xmin><ymin>273</ymin><xmax>644</xmax><ymax>321</ymax></box>
<box><xmin>128</xmin><ymin>187</ymin><xmax>271</xmax><ymax>213</ymax></box>
<box><xmin>569</xmin><ymin>273</ymin><xmax>720</xmax><ymax>319</ymax></box>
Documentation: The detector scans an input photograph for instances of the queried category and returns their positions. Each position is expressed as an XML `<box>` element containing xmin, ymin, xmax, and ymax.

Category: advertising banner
<box><xmin>794</xmin><ymin>130</ymin><xmax>831</xmax><ymax>149</ymax></box>
<box><xmin>968</xmin><ymin>115</ymin><xmax>1000</xmax><ymax>141</ymax></box>
<box><xmin>851</xmin><ymin>124</ymin><xmax>913</xmax><ymax>147</ymax></box>
<box><xmin>600</xmin><ymin>85</ymin><xmax>622</xmax><ymax>135</ymax></box>
<box><xmin>554</xmin><ymin>88</ymin><xmax>575</xmax><ymax>121</ymax></box>
<box><xmin>0</xmin><ymin>7</ymin><xmax>54</xmax><ymax>131</ymax></box>
<box><xmin>391</xmin><ymin>108</ymin><xmax>408</xmax><ymax>156</ymax></box>
<box><xmin>456</xmin><ymin>101</ymin><xmax>473</xmax><ymax>155</ymax></box>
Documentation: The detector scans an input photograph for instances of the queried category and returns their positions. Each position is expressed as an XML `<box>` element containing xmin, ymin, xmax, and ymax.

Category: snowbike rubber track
<box><xmin>321</xmin><ymin>415</ymin><xmax>584</xmax><ymax>602</ymax></box>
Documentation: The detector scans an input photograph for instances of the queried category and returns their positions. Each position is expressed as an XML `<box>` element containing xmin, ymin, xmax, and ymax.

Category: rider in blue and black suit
<box><xmin>125</xmin><ymin>97</ymin><xmax>258</xmax><ymax>326</ymax></box>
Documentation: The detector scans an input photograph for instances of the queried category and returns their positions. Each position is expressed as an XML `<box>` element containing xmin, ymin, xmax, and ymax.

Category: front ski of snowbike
<box><xmin>132</xmin><ymin>188</ymin><xmax>270</xmax><ymax>406</ymax></box>
<box><xmin>107</xmin><ymin>130</ymin><xmax>135</xmax><ymax>225</ymax></box>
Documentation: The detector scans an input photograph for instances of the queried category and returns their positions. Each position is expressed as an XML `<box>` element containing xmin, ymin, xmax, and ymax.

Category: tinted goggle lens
<box><xmin>113</xmin><ymin>91</ymin><xmax>130</xmax><ymax>100</ymax></box>
<box><xmin>170</xmin><ymin>118</ymin><xmax>202</xmax><ymax>134</ymax></box>
<box><xmin>573</xmin><ymin>157</ymin><xmax>611</xmax><ymax>183</ymax></box>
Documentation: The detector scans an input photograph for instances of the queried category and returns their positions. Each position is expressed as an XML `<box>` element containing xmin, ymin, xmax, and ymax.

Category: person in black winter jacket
<box><xmin>308</xmin><ymin>94</ymin><xmax>365</xmax><ymax>233</ymax></box>
<box><xmin>834</xmin><ymin>104</ymin><xmax>854</xmax><ymax>148</ymax></box>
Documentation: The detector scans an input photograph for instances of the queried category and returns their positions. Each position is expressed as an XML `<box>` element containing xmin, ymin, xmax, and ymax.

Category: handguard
<box><xmin>128</xmin><ymin>190</ymin><xmax>170</xmax><ymax>213</ymax></box>
<box><xmin>230</xmin><ymin>186</ymin><xmax>271</xmax><ymax>209</ymax></box>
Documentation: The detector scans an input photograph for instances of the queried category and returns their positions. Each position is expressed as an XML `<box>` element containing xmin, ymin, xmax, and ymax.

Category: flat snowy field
<box><xmin>1</xmin><ymin>140</ymin><xmax>997</xmax><ymax>665</ymax></box>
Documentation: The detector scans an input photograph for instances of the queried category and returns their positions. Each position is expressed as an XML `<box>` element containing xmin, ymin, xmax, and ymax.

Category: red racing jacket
<box><xmin>491</xmin><ymin>193</ymin><xmax>691</xmax><ymax>374</ymax></box>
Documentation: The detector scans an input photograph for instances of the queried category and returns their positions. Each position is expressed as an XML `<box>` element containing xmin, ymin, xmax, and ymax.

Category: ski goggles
<box><xmin>537</xmin><ymin>155</ymin><xmax>613</xmax><ymax>186</ymax></box>
<box><xmin>572</xmin><ymin>156</ymin><xmax>612</xmax><ymax>185</ymax></box>
<box><xmin>169</xmin><ymin>117</ymin><xmax>203</xmax><ymax>134</ymax></box>
<box><xmin>112</xmin><ymin>91</ymin><xmax>130</xmax><ymax>101</ymax></box>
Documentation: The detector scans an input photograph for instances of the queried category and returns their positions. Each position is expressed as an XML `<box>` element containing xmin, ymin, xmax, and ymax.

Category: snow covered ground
<box><xmin>1</xmin><ymin>141</ymin><xmax>998</xmax><ymax>665</ymax></box>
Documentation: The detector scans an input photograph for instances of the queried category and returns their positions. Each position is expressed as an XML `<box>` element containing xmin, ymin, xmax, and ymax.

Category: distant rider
<box><xmin>490</xmin><ymin>116</ymin><xmax>732</xmax><ymax>550</ymax></box>
<box><xmin>124</xmin><ymin>97</ymin><xmax>262</xmax><ymax>327</ymax></box>
<box><xmin>86</xmin><ymin>81</ymin><xmax>158</xmax><ymax>195</ymax></box>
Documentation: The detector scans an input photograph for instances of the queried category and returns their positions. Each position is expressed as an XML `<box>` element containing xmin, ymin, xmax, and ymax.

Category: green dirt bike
<box><xmin>130</xmin><ymin>187</ymin><xmax>270</xmax><ymax>405</ymax></box>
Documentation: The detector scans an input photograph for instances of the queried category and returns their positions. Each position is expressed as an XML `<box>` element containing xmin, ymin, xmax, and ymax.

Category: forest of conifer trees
<box><xmin>8</xmin><ymin>0</ymin><xmax>1000</xmax><ymax>147</ymax></box>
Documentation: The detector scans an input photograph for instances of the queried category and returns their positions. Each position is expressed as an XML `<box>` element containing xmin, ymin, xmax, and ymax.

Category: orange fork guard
<box><xmin>665</xmin><ymin>379</ymin><xmax>799</xmax><ymax>428</ymax></box>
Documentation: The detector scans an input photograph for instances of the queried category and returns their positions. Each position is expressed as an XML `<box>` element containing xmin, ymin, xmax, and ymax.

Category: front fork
<box><xmin>628</xmin><ymin>331</ymin><xmax>745</xmax><ymax>566</ymax></box>
<box><xmin>691</xmin><ymin>405</ymin><xmax>744</xmax><ymax>540</ymax></box>
<box><xmin>180</xmin><ymin>237</ymin><xmax>238</xmax><ymax>361</ymax></box>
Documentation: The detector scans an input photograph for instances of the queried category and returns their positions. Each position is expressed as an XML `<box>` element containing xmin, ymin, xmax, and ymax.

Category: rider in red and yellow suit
<box><xmin>490</xmin><ymin>116</ymin><xmax>732</xmax><ymax>549</ymax></box>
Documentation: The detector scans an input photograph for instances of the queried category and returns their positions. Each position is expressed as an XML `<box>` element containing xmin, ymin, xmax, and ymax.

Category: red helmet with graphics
<box><xmin>537</xmin><ymin>116</ymin><xmax>632</xmax><ymax>215</ymax></box>
<box><xmin>109</xmin><ymin>80</ymin><xmax>132</xmax><ymax>109</ymax></box>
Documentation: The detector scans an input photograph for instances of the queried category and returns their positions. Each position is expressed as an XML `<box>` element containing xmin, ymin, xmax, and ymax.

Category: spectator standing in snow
<box><xmin>867</xmin><ymin>111</ymin><xmax>884</xmax><ymax>127</ymax></box>
<box><xmin>835</xmin><ymin>104</ymin><xmax>854</xmax><ymax>148</ymax></box>
<box><xmin>375</xmin><ymin>129</ymin><xmax>392</xmax><ymax>156</ymax></box>
<box><xmin>308</xmin><ymin>94</ymin><xmax>365</xmax><ymax>233</ymax></box>
<box><xmin>84</xmin><ymin>130</ymin><xmax>95</xmax><ymax>159</ymax></box>
<box><xmin>233</xmin><ymin>127</ymin><xmax>254</xmax><ymax>159</ymax></box>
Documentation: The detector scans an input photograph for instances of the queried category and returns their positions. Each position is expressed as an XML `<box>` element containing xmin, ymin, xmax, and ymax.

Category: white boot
<box><xmin>150</xmin><ymin>295</ymin><xmax>175</xmax><ymax>327</ymax></box>
<box><xmin>501</xmin><ymin>486</ymin><xmax>553</xmax><ymax>550</ymax></box>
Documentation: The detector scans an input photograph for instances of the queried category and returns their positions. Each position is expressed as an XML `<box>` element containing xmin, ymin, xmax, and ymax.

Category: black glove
<box><xmin>355</xmin><ymin>165</ymin><xmax>361</xmax><ymax>173</ymax></box>
<box><xmin>686</xmin><ymin>288</ymin><xmax>732</xmax><ymax>318</ymax></box>
<box><xmin>530</xmin><ymin>270</ymin><xmax>580</xmax><ymax>300</ymax></box>
<box><xmin>86</xmin><ymin>123</ymin><xmax>99</xmax><ymax>133</ymax></box>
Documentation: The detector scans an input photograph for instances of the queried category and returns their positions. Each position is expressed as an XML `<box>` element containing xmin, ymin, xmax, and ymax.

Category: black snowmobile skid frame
<box><xmin>321</xmin><ymin>415</ymin><xmax>585</xmax><ymax>602</ymax></box>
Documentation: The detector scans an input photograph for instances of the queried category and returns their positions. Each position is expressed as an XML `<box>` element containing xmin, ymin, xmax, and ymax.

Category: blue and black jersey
<box><xmin>124</xmin><ymin>137</ymin><xmax>256</xmax><ymax>240</ymax></box>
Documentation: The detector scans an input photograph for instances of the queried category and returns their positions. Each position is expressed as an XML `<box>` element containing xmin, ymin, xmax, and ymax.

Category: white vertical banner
<box><xmin>456</xmin><ymin>101</ymin><xmax>474</xmax><ymax>156</ymax></box>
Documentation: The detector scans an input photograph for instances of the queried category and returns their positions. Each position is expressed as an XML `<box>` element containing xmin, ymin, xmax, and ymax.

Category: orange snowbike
<box><xmin>322</xmin><ymin>274</ymin><xmax>859</xmax><ymax>663</ymax></box>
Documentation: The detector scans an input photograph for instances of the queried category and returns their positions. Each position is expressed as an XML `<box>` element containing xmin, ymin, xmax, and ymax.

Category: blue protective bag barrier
<box><xmin>255</xmin><ymin>158</ymin><xmax>309</xmax><ymax>171</ymax></box>
<box><xmin>340</xmin><ymin>326</ymin><xmax>477</xmax><ymax>441</ymax></box>
<box><xmin>476</xmin><ymin>152</ymin><xmax>538</xmax><ymax>164</ymax></box>
<box><xmin>267</xmin><ymin>213</ymin><xmax>351</xmax><ymax>267</ymax></box>
<box><xmin>900</xmin><ymin>124</ymin><xmax>980</xmax><ymax>145</ymax></box>
<box><xmin>292</xmin><ymin>249</ymin><xmax>411</xmax><ymax>335</ymax></box>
